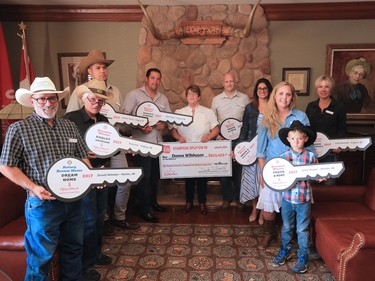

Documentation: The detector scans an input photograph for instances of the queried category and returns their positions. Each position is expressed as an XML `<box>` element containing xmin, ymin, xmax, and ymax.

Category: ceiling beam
<box><xmin>0</xmin><ymin>2</ymin><xmax>374</xmax><ymax>22</ymax></box>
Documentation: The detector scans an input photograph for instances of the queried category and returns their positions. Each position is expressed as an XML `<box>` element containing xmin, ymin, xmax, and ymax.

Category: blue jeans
<box><xmin>281</xmin><ymin>198</ymin><xmax>311</xmax><ymax>257</ymax></box>
<box><xmin>24</xmin><ymin>196</ymin><xmax>83</xmax><ymax>281</ymax></box>
<box><xmin>82</xmin><ymin>188</ymin><xmax>108</xmax><ymax>273</ymax></box>
<box><xmin>221</xmin><ymin>161</ymin><xmax>242</xmax><ymax>202</ymax></box>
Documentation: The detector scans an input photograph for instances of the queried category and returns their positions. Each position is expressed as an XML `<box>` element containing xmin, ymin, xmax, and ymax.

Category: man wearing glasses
<box><xmin>0</xmin><ymin>77</ymin><xmax>91</xmax><ymax>280</ymax></box>
<box><xmin>63</xmin><ymin>79</ymin><xmax>114</xmax><ymax>281</ymax></box>
<box><xmin>211</xmin><ymin>73</ymin><xmax>250</xmax><ymax>210</ymax></box>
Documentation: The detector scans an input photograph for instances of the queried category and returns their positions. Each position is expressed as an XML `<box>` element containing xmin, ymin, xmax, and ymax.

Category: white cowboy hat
<box><xmin>78</xmin><ymin>50</ymin><xmax>114</xmax><ymax>74</ymax></box>
<box><xmin>15</xmin><ymin>77</ymin><xmax>69</xmax><ymax>107</ymax></box>
<box><xmin>76</xmin><ymin>79</ymin><xmax>114</xmax><ymax>101</ymax></box>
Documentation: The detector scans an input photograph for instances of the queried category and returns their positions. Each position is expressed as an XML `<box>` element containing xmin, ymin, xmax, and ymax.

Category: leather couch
<box><xmin>0</xmin><ymin>176</ymin><xmax>59</xmax><ymax>281</ymax></box>
<box><xmin>311</xmin><ymin>167</ymin><xmax>375</xmax><ymax>281</ymax></box>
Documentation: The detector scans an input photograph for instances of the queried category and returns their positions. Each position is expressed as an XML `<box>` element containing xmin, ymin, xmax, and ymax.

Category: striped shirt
<box><xmin>280</xmin><ymin>149</ymin><xmax>318</xmax><ymax>204</ymax></box>
<box><xmin>0</xmin><ymin>112</ymin><xmax>88</xmax><ymax>188</ymax></box>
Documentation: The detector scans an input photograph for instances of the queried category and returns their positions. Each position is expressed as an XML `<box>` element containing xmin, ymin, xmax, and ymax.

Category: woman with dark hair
<box><xmin>170</xmin><ymin>85</ymin><xmax>219</xmax><ymax>215</ymax></box>
<box><xmin>237</xmin><ymin>78</ymin><xmax>272</xmax><ymax>225</ymax></box>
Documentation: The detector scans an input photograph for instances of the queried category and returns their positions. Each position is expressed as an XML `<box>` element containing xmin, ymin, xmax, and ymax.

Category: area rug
<box><xmin>98</xmin><ymin>223</ymin><xmax>334</xmax><ymax>281</ymax></box>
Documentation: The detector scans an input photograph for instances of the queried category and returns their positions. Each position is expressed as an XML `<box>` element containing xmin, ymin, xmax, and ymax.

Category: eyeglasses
<box><xmin>257</xmin><ymin>87</ymin><xmax>269</xmax><ymax>92</ymax></box>
<box><xmin>86</xmin><ymin>97</ymin><xmax>106</xmax><ymax>106</ymax></box>
<box><xmin>32</xmin><ymin>96</ymin><xmax>59</xmax><ymax>104</ymax></box>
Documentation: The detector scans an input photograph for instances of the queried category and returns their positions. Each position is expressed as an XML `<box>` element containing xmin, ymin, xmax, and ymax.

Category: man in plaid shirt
<box><xmin>272</xmin><ymin>120</ymin><xmax>318</xmax><ymax>274</ymax></box>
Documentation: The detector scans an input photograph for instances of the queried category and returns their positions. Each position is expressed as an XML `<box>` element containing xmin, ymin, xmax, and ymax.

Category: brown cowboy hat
<box><xmin>78</xmin><ymin>50</ymin><xmax>114</xmax><ymax>73</ymax></box>
<box><xmin>278</xmin><ymin>120</ymin><xmax>317</xmax><ymax>148</ymax></box>
<box><xmin>76</xmin><ymin>79</ymin><xmax>114</xmax><ymax>101</ymax></box>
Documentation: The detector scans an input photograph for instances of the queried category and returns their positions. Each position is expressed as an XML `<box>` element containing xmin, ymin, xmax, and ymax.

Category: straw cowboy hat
<box><xmin>345</xmin><ymin>57</ymin><xmax>372</xmax><ymax>79</ymax></box>
<box><xmin>78</xmin><ymin>50</ymin><xmax>114</xmax><ymax>74</ymax></box>
<box><xmin>15</xmin><ymin>77</ymin><xmax>69</xmax><ymax>107</ymax></box>
<box><xmin>278</xmin><ymin>120</ymin><xmax>317</xmax><ymax>148</ymax></box>
<box><xmin>75</xmin><ymin>79</ymin><xmax>114</xmax><ymax>101</ymax></box>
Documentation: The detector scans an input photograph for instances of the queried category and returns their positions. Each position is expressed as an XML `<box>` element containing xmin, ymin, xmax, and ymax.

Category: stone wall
<box><xmin>137</xmin><ymin>4</ymin><xmax>270</xmax><ymax>111</ymax></box>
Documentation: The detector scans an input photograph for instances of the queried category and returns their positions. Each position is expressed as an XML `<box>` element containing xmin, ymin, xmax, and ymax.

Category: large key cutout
<box><xmin>233</xmin><ymin>135</ymin><xmax>258</xmax><ymax>166</ymax></box>
<box><xmin>46</xmin><ymin>157</ymin><xmax>143</xmax><ymax>202</ymax></box>
<box><xmin>314</xmin><ymin>132</ymin><xmax>371</xmax><ymax>158</ymax></box>
<box><xmin>100</xmin><ymin>103</ymin><xmax>148</xmax><ymax>127</ymax></box>
<box><xmin>262</xmin><ymin>157</ymin><xmax>345</xmax><ymax>192</ymax></box>
<box><xmin>85</xmin><ymin>122</ymin><xmax>163</xmax><ymax>158</ymax></box>
<box><xmin>136</xmin><ymin>101</ymin><xmax>193</xmax><ymax>127</ymax></box>
<box><xmin>220</xmin><ymin>118</ymin><xmax>242</xmax><ymax>140</ymax></box>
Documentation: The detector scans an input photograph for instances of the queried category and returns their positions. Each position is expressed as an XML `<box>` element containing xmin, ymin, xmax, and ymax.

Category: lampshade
<box><xmin>0</xmin><ymin>100</ymin><xmax>33</xmax><ymax>120</ymax></box>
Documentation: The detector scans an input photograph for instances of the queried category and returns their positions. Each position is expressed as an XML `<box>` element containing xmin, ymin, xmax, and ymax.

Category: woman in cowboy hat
<box><xmin>63</xmin><ymin>79</ymin><xmax>114</xmax><ymax>281</ymax></box>
<box><xmin>333</xmin><ymin>57</ymin><xmax>372</xmax><ymax>113</ymax></box>
<box><xmin>0</xmin><ymin>77</ymin><xmax>91</xmax><ymax>280</ymax></box>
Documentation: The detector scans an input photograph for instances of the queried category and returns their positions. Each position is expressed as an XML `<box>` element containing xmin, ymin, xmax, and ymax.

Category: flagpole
<box><xmin>19</xmin><ymin>22</ymin><xmax>31</xmax><ymax>84</ymax></box>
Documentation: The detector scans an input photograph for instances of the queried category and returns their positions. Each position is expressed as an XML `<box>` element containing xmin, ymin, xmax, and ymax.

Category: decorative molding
<box><xmin>0</xmin><ymin>5</ymin><xmax>144</xmax><ymax>22</ymax></box>
<box><xmin>0</xmin><ymin>2</ymin><xmax>375</xmax><ymax>22</ymax></box>
<box><xmin>263</xmin><ymin>2</ymin><xmax>375</xmax><ymax>21</ymax></box>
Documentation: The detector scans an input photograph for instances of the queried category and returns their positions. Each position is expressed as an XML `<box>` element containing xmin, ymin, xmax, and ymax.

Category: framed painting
<box><xmin>326</xmin><ymin>44</ymin><xmax>375</xmax><ymax>123</ymax></box>
<box><xmin>282</xmin><ymin>67</ymin><xmax>311</xmax><ymax>96</ymax></box>
<box><xmin>57</xmin><ymin>53</ymin><xmax>88</xmax><ymax>108</ymax></box>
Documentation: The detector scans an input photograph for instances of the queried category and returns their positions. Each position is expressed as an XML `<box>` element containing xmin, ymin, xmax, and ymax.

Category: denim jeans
<box><xmin>221</xmin><ymin>161</ymin><xmax>242</xmax><ymax>202</ymax></box>
<box><xmin>82</xmin><ymin>188</ymin><xmax>108</xmax><ymax>273</ymax></box>
<box><xmin>281</xmin><ymin>198</ymin><xmax>311</xmax><ymax>257</ymax></box>
<box><xmin>24</xmin><ymin>196</ymin><xmax>83</xmax><ymax>281</ymax></box>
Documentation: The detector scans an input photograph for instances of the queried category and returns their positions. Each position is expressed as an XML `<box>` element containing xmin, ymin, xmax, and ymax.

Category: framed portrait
<box><xmin>57</xmin><ymin>53</ymin><xmax>88</xmax><ymax>108</ymax></box>
<box><xmin>282</xmin><ymin>67</ymin><xmax>311</xmax><ymax>96</ymax></box>
<box><xmin>326</xmin><ymin>44</ymin><xmax>375</xmax><ymax>123</ymax></box>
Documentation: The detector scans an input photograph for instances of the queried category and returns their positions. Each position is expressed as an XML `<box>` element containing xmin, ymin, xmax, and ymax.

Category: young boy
<box><xmin>272</xmin><ymin>120</ymin><xmax>318</xmax><ymax>274</ymax></box>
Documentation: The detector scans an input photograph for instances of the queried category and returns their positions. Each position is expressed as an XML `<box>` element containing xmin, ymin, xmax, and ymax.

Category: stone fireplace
<box><xmin>136</xmin><ymin>3</ymin><xmax>270</xmax><ymax>111</ymax></box>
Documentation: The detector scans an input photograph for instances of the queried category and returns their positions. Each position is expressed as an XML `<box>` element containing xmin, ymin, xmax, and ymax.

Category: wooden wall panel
<box><xmin>0</xmin><ymin>2</ymin><xmax>375</xmax><ymax>22</ymax></box>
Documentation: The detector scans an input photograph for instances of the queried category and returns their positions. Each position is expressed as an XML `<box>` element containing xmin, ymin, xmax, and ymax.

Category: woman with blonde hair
<box><xmin>306</xmin><ymin>75</ymin><xmax>346</xmax><ymax>184</ymax></box>
<box><xmin>256</xmin><ymin>81</ymin><xmax>313</xmax><ymax>249</ymax></box>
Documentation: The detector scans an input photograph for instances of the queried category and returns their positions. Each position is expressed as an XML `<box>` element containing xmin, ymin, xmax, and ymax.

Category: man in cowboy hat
<box><xmin>0</xmin><ymin>77</ymin><xmax>91</xmax><ymax>280</ymax></box>
<box><xmin>67</xmin><ymin>50</ymin><xmax>140</xmax><ymax>235</ymax></box>
<box><xmin>64</xmin><ymin>79</ymin><xmax>115</xmax><ymax>281</ymax></box>
<box><xmin>272</xmin><ymin>120</ymin><xmax>318</xmax><ymax>274</ymax></box>
<box><xmin>333</xmin><ymin>57</ymin><xmax>372</xmax><ymax>113</ymax></box>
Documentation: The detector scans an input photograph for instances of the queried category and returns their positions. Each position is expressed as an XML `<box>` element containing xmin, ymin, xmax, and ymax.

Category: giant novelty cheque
<box><xmin>159</xmin><ymin>140</ymin><xmax>232</xmax><ymax>179</ymax></box>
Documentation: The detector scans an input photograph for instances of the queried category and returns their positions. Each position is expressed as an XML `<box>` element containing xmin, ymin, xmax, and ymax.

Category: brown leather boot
<box><xmin>258</xmin><ymin>219</ymin><xmax>276</xmax><ymax>249</ymax></box>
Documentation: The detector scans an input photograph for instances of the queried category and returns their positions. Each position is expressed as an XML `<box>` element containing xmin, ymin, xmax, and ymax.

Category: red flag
<box><xmin>0</xmin><ymin>22</ymin><xmax>15</xmax><ymax>108</ymax></box>
<box><xmin>19</xmin><ymin>21</ymin><xmax>34</xmax><ymax>89</ymax></box>
<box><xmin>0</xmin><ymin>22</ymin><xmax>15</xmax><ymax>144</ymax></box>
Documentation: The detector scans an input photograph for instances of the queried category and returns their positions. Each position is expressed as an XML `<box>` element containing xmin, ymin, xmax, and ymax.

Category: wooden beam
<box><xmin>0</xmin><ymin>5</ymin><xmax>144</xmax><ymax>22</ymax></box>
<box><xmin>263</xmin><ymin>2</ymin><xmax>375</xmax><ymax>21</ymax></box>
<box><xmin>0</xmin><ymin>2</ymin><xmax>375</xmax><ymax>22</ymax></box>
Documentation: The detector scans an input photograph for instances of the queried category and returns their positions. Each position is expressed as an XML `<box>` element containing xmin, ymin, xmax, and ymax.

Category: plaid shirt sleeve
<box><xmin>281</xmin><ymin>149</ymin><xmax>318</xmax><ymax>204</ymax></box>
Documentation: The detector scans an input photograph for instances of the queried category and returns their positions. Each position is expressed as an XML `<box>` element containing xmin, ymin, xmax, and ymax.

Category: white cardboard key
<box><xmin>314</xmin><ymin>132</ymin><xmax>372</xmax><ymax>158</ymax></box>
<box><xmin>135</xmin><ymin>101</ymin><xmax>193</xmax><ymax>127</ymax></box>
<box><xmin>220</xmin><ymin>118</ymin><xmax>242</xmax><ymax>140</ymax></box>
<box><xmin>233</xmin><ymin>135</ymin><xmax>258</xmax><ymax>166</ymax></box>
<box><xmin>85</xmin><ymin>122</ymin><xmax>163</xmax><ymax>158</ymax></box>
<box><xmin>100</xmin><ymin>103</ymin><xmax>148</xmax><ymax>127</ymax></box>
<box><xmin>262</xmin><ymin>157</ymin><xmax>345</xmax><ymax>192</ymax></box>
<box><xmin>46</xmin><ymin>157</ymin><xmax>143</xmax><ymax>202</ymax></box>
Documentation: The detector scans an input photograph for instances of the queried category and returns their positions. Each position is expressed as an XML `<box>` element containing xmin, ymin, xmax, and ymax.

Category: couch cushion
<box><xmin>0</xmin><ymin>216</ymin><xmax>26</xmax><ymax>251</ymax></box>
<box><xmin>364</xmin><ymin>168</ymin><xmax>375</xmax><ymax>211</ymax></box>
<box><xmin>311</xmin><ymin>202</ymin><xmax>375</xmax><ymax>222</ymax></box>
<box><xmin>0</xmin><ymin>177</ymin><xmax>26</xmax><ymax>228</ymax></box>
<box><xmin>315</xmin><ymin>220</ymin><xmax>375</xmax><ymax>281</ymax></box>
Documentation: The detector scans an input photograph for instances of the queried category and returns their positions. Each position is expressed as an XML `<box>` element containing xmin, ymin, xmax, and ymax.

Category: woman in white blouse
<box><xmin>170</xmin><ymin>85</ymin><xmax>219</xmax><ymax>215</ymax></box>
